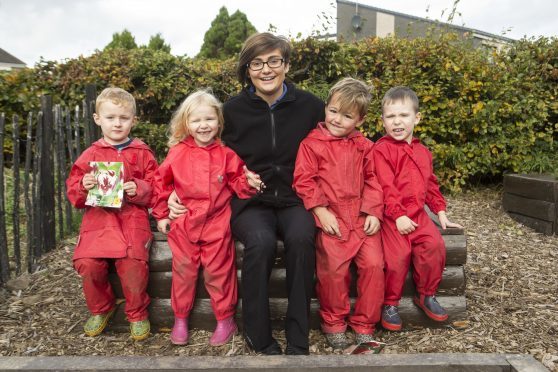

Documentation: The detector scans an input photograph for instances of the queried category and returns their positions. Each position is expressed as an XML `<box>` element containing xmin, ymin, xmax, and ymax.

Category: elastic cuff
<box><xmin>349</xmin><ymin>324</ymin><xmax>375</xmax><ymax>335</ymax></box>
<box><xmin>126</xmin><ymin>313</ymin><xmax>149</xmax><ymax>322</ymax></box>
<box><xmin>321</xmin><ymin>323</ymin><xmax>347</xmax><ymax>334</ymax></box>
<box><xmin>383</xmin><ymin>300</ymin><xmax>400</xmax><ymax>306</ymax></box>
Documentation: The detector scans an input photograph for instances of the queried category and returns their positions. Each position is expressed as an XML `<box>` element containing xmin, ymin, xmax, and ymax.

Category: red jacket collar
<box><xmin>307</xmin><ymin>122</ymin><xmax>364</xmax><ymax>141</ymax></box>
<box><xmin>181</xmin><ymin>136</ymin><xmax>222</xmax><ymax>149</ymax></box>
<box><xmin>376</xmin><ymin>135</ymin><xmax>420</xmax><ymax>146</ymax></box>
<box><xmin>94</xmin><ymin>138</ymin><xmax>150</xmax><ymax>150</ymax></box>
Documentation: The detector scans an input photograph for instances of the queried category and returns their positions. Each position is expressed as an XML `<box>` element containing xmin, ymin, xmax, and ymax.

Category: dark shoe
<box><xmin>414</xmin><ymin>295</ymin><xmax>448</xmax><ymax>322</ymax></box>
<box><xmin>325</xmin><ymin>332</ymin><xmax>349</xmax><ymax>350</ymax></box>
<box><xmin>285</xmin><ymin>343</ymin><xmax>309</xmax><ymax>355</ymax></box>
<box><xmin>381</xmin><ymin>305</ymin><xmax>402</xmax><ymax>331</ymax></box>
<box><xmin>258</xmin><ymin>339</ymin><xmax>283</xmax><ymax>355</ymax></box>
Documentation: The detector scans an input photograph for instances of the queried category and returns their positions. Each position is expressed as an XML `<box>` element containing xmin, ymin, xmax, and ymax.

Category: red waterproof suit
<box><xmin>373</xmin><ymin>135</ymin><xmax>446</xmax><ymax>306</ymax></box>
<box><xmin>151</xmin><ymin>137</ymin><xmax>255</xmax><ymax>320</ymax></box>
<box><xmin>66</xmin><ymin>138</ymin><xmax>158</xmax><ymax>321</ymax></box>
<box><xmin>293</xmin><ymin>124</ymin><xmax>384</xmax><ymax>335</ymax></box>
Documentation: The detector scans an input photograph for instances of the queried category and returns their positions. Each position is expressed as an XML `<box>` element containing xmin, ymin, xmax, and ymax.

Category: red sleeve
<box><xmin>373</xmin><ymin>145</ymin><xmax>407</xmax><ymax>220</ymax></box>
<box><xmin>225</xmin><ymin>148</ymin><xmax>257</xmax><ymax>199</ymax></box>
<box><xmin>66</xmin><ymin>149</ymin><xmax>94</xmax><ymax>209</ymax></box>
<box><xmin>424</xmin><ymin>149</ymin><xmax>447</xmax><ymax>214</ymax></box>
<box><xmin>361</xmin><ymin>143</ymin><xmax>384</xmax><ymax>219</ymax></box>
<box><xmin>126</xmin><ymin>149</ymin><xmax>158</xmax><ymax>207</ymax></box>
<box><xmin>292</xmin><ymin>140</ymin><xmax>329</xmax><ymax>211</ymax></box>
<box><xmin>151</xmin><ymin>148</ymin><xmax>177</xmax><ymax>220</ymax></box>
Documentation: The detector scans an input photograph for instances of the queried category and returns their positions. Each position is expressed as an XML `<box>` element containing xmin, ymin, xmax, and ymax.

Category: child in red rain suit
<box><xmin>373</xmin><ymin>86</ymin><xmax>463</xmax><ymax>332</ymax></box>
<box><xmin>151</xmin><ymin>90</ymin><xmax>263</xmax><ymax>347</ymax></box>
<box><xmin>293</xmin><ymin>78</ymin><xmax>384</xmax><ymax>350</ymax></box>
<box><xmin>66</xmin><ymin>87</ymin><xmax>158</xmax><ymax>341</ymax></box>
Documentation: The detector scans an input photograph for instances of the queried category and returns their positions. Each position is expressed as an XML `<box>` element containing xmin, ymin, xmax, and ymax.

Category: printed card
<box><xmin>85</xmin><ymin>161</ymin><xmax>124</xmax><ymax>208</ymax></box>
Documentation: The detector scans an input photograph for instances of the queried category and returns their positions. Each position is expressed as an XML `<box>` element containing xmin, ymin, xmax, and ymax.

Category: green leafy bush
<box><xmin>1</xmin><ymin>34</ymin><xmax>557</xmax><ymax>191</ymax></box>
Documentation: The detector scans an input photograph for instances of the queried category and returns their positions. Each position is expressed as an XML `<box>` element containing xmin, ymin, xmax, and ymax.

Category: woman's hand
<box><xmin>244</xmin><ymin>166</ymin><xmax>265</xmax><ymax>192</ymax></box>
<box><xmin>168</xmin><ymin>190</ymin><xmax>187</xmax><ymax>220</ymax></box>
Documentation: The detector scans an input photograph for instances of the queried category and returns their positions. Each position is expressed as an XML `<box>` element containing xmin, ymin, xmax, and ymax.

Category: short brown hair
<box><xmin>381</xmin><ymin>86</ymin><xmax>419</xmax><ymax>113</ymax></box>
<box><xmin>96</xmin><ymin>87</ymin><xmax>136</xmax><ymax>115</ymax></box>
<box><xmin>237</xmin><ymin>32</ymin><xmax>291</xmax><ymax>85</ymax></box>
<box><xmin>326</xmin><ymin>77</ymin><xmax>372</xmax><ymax>118</ymax></box>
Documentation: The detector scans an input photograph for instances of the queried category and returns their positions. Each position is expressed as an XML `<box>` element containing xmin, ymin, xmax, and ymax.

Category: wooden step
<box><xmin>147</xmin><ymin>231</ymin><xmax>466</xmax><ymax>272</ymax></box>
<box><xmin>109</xmin><ymin>265</ymin><xmax>465</xmax><ymax>299</ymax></box>
<box><xmin>107</xmin><ymin>295</ymin><xmax>467</xmax><ymax>332</ymax></box>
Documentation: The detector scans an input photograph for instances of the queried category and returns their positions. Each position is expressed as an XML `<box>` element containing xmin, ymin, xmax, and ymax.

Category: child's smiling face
<box><xmin>187</xmin><ymin>104</ymin><xmax>220</xmax><ymax>147</ymax></box>
<box><xmin>382</xmin><ymin>99</ymin><xmax>421</xmax><ymax>144</ymax></box>
<box><xmin>324</xmin><ymin>93</ymin><xmax>365</xmax><ymax>138</ymax></box>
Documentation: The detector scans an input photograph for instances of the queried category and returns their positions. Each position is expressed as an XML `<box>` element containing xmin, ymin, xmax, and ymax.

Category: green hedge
<box><xmin>1</xmin><ymin>34</ymin><xmax>557</xmax><ymax>191</ymax></box>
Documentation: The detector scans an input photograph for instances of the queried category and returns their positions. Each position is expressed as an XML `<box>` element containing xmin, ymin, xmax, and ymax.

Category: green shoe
<box><xmin>130</xmin><ymin>319</ymin><xmax>150</xmax><ymax>341</ymax></box>
<box><xmin>83</xmin><ymin>308</ymin><xmax>116</xmax><ymax>337</ymax></box>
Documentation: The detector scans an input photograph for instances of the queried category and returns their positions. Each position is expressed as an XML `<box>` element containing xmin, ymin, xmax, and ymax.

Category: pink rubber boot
<box><xmin>170</xmin><ymin>317</ymin><xmax>188</xmax><ymax>345</ymax></box>
<box><xmin>209</xmin><ymin>316</ymin><xmax>238</xmax><ymax>346</ymax></box>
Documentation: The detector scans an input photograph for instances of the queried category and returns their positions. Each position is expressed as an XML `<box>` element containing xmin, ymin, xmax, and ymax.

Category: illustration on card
<box><xmin>85</xmin><ymin>161</ymin><xmax>124</xmax><ymax>208</ymax></box>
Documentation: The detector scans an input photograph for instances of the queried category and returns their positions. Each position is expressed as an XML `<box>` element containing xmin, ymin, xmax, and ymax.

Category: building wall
<box><xmin>336</xmin><ymin>1</ymin><xmax>508</xmax><ymax>51</ymax></box>
<box><xmin>0</xmin><ymin>62</ymin><xmax>26</xmax><ymax>71</ymax></box>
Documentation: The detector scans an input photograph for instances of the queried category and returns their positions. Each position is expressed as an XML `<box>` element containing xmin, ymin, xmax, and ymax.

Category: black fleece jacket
<box><xmin>222</xmin><ymin>83</ymin><xmax>325</xmax><ymax>215</ymax></box>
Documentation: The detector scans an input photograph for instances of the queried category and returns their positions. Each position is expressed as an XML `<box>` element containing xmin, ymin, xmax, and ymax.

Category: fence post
<box><xmin>32</xmin><ymin>112</ymin><xmax>42</xmax><ymax>258</ymax></box>
<box><xmin>40</xmin><ymin>96</ymin><xmax>56</xmax><ymax>253</ymax></box>
<box><xmin>74</xmin><ymin>105</ymin><xmax>81</xmax><ymax>158</ymax></box>
<box><xmin>24</xmin><ymin>113</ymin><xmax>34</xmax><ymax>272</ymax></box>
<box><xmin>0</xmin><ymin>113</ymin><xmax>9</xmax><ymax>283</ymax></box>
<box><xmin>12</xmin><ymin>114</ymin><xmax>21</xmax><ymax>275</ymax></box>
<box><xmin>63</xmin><ymin>109</ymin><xmax>73</xmax><ymax>233</ymax></box>
<box><xmin>85</xmin><ymin>84</ymin><xmax>98</xmax><ymax>143</ymax></box>
<box><xmin>54</xmin><ymin>105</ymin><xmax>64</xmax><ymax>239</ymax></box>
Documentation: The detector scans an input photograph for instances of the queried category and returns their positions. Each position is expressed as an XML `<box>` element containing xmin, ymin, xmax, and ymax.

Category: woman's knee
<box><xmin>242</xmin><ymin>230</ymin><xmax>277</xmax><ymax>261</ymax></box>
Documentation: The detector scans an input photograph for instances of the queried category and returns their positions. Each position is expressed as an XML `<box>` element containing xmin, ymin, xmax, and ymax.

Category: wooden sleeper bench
<box><xmin>108</xmin><ymin>224</ymin><xmax>467</xmax><ymax>332</ymax></box>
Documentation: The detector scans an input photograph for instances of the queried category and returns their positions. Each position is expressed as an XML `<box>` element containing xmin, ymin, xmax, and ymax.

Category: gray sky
<box><xmin>1</xmin><ymin>0</ymin><xmax>557</xmax><ymax>66</ymax></box>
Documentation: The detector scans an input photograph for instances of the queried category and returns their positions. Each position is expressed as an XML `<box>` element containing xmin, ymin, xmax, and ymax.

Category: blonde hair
<box><xmin>326</xmin><ymin>77</ymin><xmax>372</xmax><ymax>118</ymax></box>
<box><xmin>168</xmin><ymin>89</ymin><xmax>224</xmax><ymax>147</ymax></box>
<box><xmin>381</xmin><ymin>86</ymin><xmax>419</xmax><ymax>113</ymax></box>
<box><xmin>96</xmin><ymin>87</ymin><xmax>136</xmax><ymax>115</ymax></box>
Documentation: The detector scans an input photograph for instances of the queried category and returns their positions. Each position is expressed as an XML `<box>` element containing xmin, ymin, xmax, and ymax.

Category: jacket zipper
<box><xmin>270</xmin><ymin>111</ymin><xmax>279</xmax><ymax>198</ymax></box>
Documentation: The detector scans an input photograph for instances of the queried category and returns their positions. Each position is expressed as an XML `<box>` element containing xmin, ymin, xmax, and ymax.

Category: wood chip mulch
<box><xmin>0</xmin><ymin>187</ymin><xmax>556</xmax><ymax>370</ymax></box>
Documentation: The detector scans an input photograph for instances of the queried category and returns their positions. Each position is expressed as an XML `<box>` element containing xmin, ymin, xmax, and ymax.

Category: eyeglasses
<box><xmin>246</xmin><ymin>58</ymin><xmax>284</xmax><ymax>71</ymax></box>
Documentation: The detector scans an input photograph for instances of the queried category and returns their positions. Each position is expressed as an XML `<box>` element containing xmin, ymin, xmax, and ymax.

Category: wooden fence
<box><xmin>0</xmin><ymin>85</ymin><xmax>100</xmax><ymax>284</ymax></box>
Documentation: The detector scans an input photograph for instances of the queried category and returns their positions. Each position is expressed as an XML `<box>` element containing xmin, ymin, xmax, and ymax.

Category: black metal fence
<box><xmin>0</xmin><ymin>85</ymin><xmax>100</xmax><ymax>283</ymax></box>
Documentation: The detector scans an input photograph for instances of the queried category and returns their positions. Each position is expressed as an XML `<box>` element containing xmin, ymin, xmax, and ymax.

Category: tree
<box><xmin>147</xmin><ymin>33</ymin><xmax>171</xmax><ymax>53</ymax></box>
<box><xmin>104</xmin><ymin>29</ymin><xmax>138</xmax><ymax>50</ymax></box>
<box><xmin>198</xmin><ymin>6</ymin><xmax>257</xmax><ymax>59</ymax></box>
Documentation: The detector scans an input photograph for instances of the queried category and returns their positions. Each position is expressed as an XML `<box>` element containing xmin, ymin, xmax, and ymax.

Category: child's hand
<box><xmin>244</xmin><ymin>166</ymin><xmax>265</xmax><ymax>193</ymax></box>
<box><xmin>364</xmin><ymin>215</ymin><xmax>381</xmax><ymax>235</ymax></box>
<box><xmin>157</xmin><ymin>219</ymin><xmax>171</xmax><ymax>234</ymax></box>
<box><xmin>396</xmin><ymin>215</ymin><xmax>418</xmax><ymax>235</ymax></box>
<box><xmin>168</xmin><ymin>191</ymin><xmax>188</xmax><ymax>220</ymax></box>
<box><xmin>123</xmin><ymin>181</ymin><xmax>137</xmax><ymax>196</ymax></box>
<box><xmin>82</xmin><ymin>172</ymin><xmax>97</xmax><ymax>190</ymax></box>
<box><xmin>437</xmin><ymin>211</ymin><xmax>463</xmax><ymax>230</ymax></box>
<box><xmin>313</xmin><ymin>206</ymin><xmax>341</xmax><ymax>237</ymax></box>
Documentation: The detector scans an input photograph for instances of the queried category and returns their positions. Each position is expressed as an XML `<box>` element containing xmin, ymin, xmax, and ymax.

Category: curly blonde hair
<box><xmin>167</xmin><ymin>89</ymin><xmax>224</xmax><ymax>147</ymax></box>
